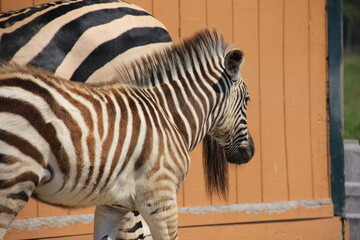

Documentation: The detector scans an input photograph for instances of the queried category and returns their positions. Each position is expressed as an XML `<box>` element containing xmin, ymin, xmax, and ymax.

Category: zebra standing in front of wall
<box><xmin>0</xmin><ymin>0</ymin><xmax>172</xmax><ymax>239</ymax></box>
<box><xmin>0</xmin><ymin>29</ymin><xmax>254</xmax><ymax>240</ymax></box>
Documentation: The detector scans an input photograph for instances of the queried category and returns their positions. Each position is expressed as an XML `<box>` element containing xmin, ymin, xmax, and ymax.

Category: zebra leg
<box><xmin>115</xmin><ymin>210</ymin><xmax>152</xmax><ymax>240</ymax></box>
<box><xmin>135</xmin><ymin>194</ymin><xmax>178</xmax><ymax>240</ymax></box>
<box><xmin>94</xmin><ymin>205</ymin><xmax>131</xmax><ymax>240</ymax></box>
<box><xmin>0</xmin><ymin>155</ymin><xmax>39</xmax><ymax>239</ymax></box>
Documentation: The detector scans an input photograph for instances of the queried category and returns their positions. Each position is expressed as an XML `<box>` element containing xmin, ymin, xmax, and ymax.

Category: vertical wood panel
<box><xmin>206</xmin><ymin>0</ymin><xmax>232</xmax><ymax>40</ymax></box>
<box><xmin>179</xmin><ymin>0</ymin><xmax>206</xmax><ymax>39</ymax></box>
<box><xmin>309</xmin><ymin>0</ymin><xmax>329</xmax><ymax>199</ymax></box>
<box><xmin>184</xmin><ymin>144</ymin><xmax>210</xmax><ymax>206</ymax></box>
<box><xmin>207</xmin><ymin>0</ymin><xmax>237</xmax><ymax>206</ymax></box>
<box><xmin>284</xmin><ymin>0</ymin><xmax>313</xmax><ymax>200</ymax></box>
<box><xmin>233</xmin><ymin>0</ymin><xmax>262</xmax><ymax>204</ymax></box>
<box><xmin>130</xmin><ymin>0</ymin><xmax>153</xmax><ymax>14</ymax></box>
<box><xmin>180</xmin><ymin>0</ymin><xmax>208</xmax><ymax>207</ymax></box>
<box><xmin>153</xmin><ymin>0</ymin><xmax>180</xmax><ymax>43</ymax></box>
<box><xmin>1</xmin><ymin>0</ymin><xmax>32</xmax><ymax>11</ymax></box>
<box><xmin>33</xmin><ymin>0</ymin><xmax>52</xmax><ymax>5</ymax></box>
<box><xmin>259</xmin><ymin>0</ymin><xmax>288</xmax><ymax>202</ymax></box>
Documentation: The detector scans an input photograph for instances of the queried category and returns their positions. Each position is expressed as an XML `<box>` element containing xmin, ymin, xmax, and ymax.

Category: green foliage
<box><xmin>344</xmin><ymin>0</ymin><xmax>360</xmax><ymax>51</ymax></box>
<box><xmin>344</xmin><ymin>53</ymin><xmax>360</xmax><ymax>141</ymax></box>
<box><xmin>344</xmin><ymin>1</ymin><xmax>360</xmax><ymax>23</ymax></box>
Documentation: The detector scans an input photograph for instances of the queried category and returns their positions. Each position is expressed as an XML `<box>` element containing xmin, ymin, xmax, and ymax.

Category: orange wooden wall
<box><xmin>0</xmin><ymin>0</ymin><xmax>339</xmax><ymax>239</ymax></box>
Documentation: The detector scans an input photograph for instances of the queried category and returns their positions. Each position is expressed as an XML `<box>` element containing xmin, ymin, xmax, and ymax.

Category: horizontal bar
<box><xmin>10</xmin><ymin>199</ymin><xmax>332</xmax><ymax>231</ymax></box>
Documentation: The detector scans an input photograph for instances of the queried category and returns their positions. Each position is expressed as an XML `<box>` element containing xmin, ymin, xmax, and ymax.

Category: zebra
<box><xmin>0</xmin><ymin>0</ymin><xmax>172</xmax><ymax>84</ymax></box>
<box><xmin>0</xmin><ymin>29</ymin><xmax>254</xmax><ymax>240</ymax></box>
<box><xmin>0</xmin><ymin>0</ymin><xmax>172</xmax><ymax>238</ymax></box>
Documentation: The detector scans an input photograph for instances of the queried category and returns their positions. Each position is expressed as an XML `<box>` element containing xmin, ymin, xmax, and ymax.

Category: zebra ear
<box><xmin>224</xmin><ymin>49</ymin><xmax>244</xmax><ymax>78</ymax></box>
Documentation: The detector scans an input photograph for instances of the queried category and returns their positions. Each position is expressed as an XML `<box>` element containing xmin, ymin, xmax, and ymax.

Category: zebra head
<box><xmin>219</xmin><ymin>49</ymin><xmax>254</xmax><ymax>164</ymax></box>
<box><xmin>207</xmin><ymin>49</ymin><xmax>254</xmax><ymax>165</ymax></box>
<box><xmin>203</xmin><ymin>47</ymin><xmax>255</xmax><ymax>198</ymax></box>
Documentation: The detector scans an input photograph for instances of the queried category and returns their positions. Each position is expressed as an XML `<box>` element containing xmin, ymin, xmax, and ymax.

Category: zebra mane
<box><xmin>115</xmin><ymin>29</ymin><xmax>231</xmax><ymax>199</ymax></box>
<box><xmin>91</xmin><ymin>29</ymin><xmax>230</xmax><ymax>88</ymax></box>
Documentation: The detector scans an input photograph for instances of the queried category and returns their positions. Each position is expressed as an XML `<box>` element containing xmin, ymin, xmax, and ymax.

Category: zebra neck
<box><xmin>148</xmin><ymin>75</ymin><xmax>219</xmax><ymax>151</ymax></box>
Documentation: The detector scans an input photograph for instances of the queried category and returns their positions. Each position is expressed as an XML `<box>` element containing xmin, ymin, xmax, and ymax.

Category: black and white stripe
<box><xmin>0</xmin><ymin>30</ymin><xmax>254</xmax><ymax>240</ymax></box>
<box><xmin>0</xmin><ymin>0</ymin><xmax>172</xmax><ymax>84</ymax></box>
<box><xmin>0</xmin><ymin>1</ymin><xmax>172</xmax><ymax>239</ymax></box>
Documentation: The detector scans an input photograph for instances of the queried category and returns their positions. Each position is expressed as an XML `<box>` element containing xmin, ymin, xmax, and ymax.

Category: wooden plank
<box><xmin>153</xmin><ymin>0</ymin><xmax>180</xmax><ymax>43</ymax></box>
<box><xmin>33</xmin><ymin>0</ymin><xmax>52</xmax><ymax>5</ymax></box>
<box><xmin>180</xmin><ymin>0</ymin><xmax>208</xmax><ymax>208</ymax></box>
<box><xmin>177</xmin><ymin>185</ymin><xmax>184</xmax><ymax>208</ymax></box>
<box><xmin>15</xmin><ymin>198</ymin><xmax>38</xmax><ymax>219</ymax></box>
<box><xmin>183</xmin><ymin>143</ymin><xmax>210</xmax><ymax>206</ymax></box>
<box><xmin>37</xmin><ymin>201</ymin><xmax>69</xmax><ymax>218</ymax></box>
<box><xmin>178</xmin><ymin>200</ymin><xmax>334</xmax><ymax>227</ymax></box>
<box><xmin>179</xmin><ymin>0</ymin><xmax>206</xmax><ymax>39</ymax></box>
<box><xmin>6</xmin><ymin>217</ymin><xmax>342</xmax><ymax>240</ymax></box>
<box><xmin>5</xmin><ymin>219</ymin><xmax>94</xmax><ymax>240</ymax></box>
<box><xmin>309</xmin><ymin>0</ymin><xmax>330</xmax><ymax>199</ymax></box>
<box><xmin>206</xmin><ymin>0</ymin><xmax>236</xmax><ymax>206</ymax></box>
<box><xmin>179</xmin><ymin>217</ymin><xmax>343</xmax><ymax>240</ymax></box>
<box><xmin>68</xmin><ymin>207</ymin><xmax>95</xmax><ymax>215</ymax></box>
<box><xmin>1</xmin><ymin>0</ymin><xmax>33</xmax><ymax>11</ymax></box>
<box><xmin>259</xmin><ymin>0</ymin><xmax>288</xmax><ymax>202</ymax></box>
<box><xmin>344</xmin><ymin>219</ymin><xmax>350</xmax><ymax>240</ymax></box>
<box><xmin>207</xmin><ymin>0</ymin><xmax>233</xmax><ymax>40</ymax></box>
<box><xmin>6</xmin><ymin>199</ymin><xmax>333</xmax><ymax>240</ymax></box>
<box><xmin>6</xmin><ymin>201</ymin><xmax>334</xmax><ymax>239</ymax></box>
<box><xmin>130</xmin><ymin>0</ymin><xmax>153</xmax><ymax>14</ymax></box>
<box><xmin>284</xmin><ymin>0</ymin><xmax>313</xmax><ymax>200</ymax></box>
<box><xmin>41</xmin><ymin>234</ymin><xmax>92</xmax><ymax>240</ymax></box>
<box><xmin>233</xmin><ymin>0</ymin><xmax>262</xmax><ymax>204</ymax></box>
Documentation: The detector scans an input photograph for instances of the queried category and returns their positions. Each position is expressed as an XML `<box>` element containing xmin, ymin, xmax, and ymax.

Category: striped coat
<box><xmin>0</xmin><ymin>0</ymin><xmax>172</xmax><ymax>84</ymax></box>
<box><xmin>0</xmin><ymin>30</ymin><xmax>254</xmax><ymax>240</ymax></box>
<box><xmin>0</xmin><ymin>1</ymin><xmax>172</xmax><ymax>238</ymax></box>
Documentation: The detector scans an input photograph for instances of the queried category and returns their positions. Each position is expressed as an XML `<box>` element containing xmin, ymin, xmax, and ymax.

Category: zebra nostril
<box><xmin>241</xmin><ymin>150</ymin><xmax>249</xmax><ymax>161</ymax></box>
<box><xmin>226</xmin><ymin>143</ymin><xmax>254</xmax><ymax>165</ymax></box>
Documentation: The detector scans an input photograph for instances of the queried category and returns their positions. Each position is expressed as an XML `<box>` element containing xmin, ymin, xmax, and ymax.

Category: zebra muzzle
<box><xmin>226</xmin><ymin>133</ymin><xmax>255</xmax><ymax>165</ymax></box>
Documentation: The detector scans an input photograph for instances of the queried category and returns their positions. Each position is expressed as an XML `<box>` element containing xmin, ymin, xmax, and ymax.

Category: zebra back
<box><xmin>0</xmin><ymin>0</ymin><xmax>172</xmax><ymax>84</ymax></box>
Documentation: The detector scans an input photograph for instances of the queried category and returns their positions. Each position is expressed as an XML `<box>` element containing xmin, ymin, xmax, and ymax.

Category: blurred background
<box><xmin>343</xmin><ymin>0</ymin><xmax>360</xmax><ymax>141</ymax></box>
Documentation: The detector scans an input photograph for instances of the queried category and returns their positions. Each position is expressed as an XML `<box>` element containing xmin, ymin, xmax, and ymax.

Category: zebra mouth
<box><xmin>226</xmin><ymin>135</ymin><xmax>255</xmax><ymax>165</ymax></box>
<box><xmin>226</xmin><ymin>145</ymin><xmax>254</xmax><ymax>164</ymax></box>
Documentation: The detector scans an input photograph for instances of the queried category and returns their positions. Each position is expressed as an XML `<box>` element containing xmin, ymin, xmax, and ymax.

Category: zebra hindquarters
<box><xmin>0</xmin><ymin>154</ymin><xmax>41</xmax><ymax>239</ymax></box>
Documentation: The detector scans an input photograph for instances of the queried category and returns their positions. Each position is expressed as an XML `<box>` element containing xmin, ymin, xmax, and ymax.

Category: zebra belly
<box><xmin>33</xmin><ymin>171</ymin><xmax>136</xmax><ymax>209</ymax></box>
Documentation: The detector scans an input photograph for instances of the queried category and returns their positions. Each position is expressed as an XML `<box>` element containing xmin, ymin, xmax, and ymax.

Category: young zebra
<box><xmin>0</xmin><ymin>29</ymin><xmax>254</xmax><ymax>240</ymax></box>
<box><xmin>0</xmin><ymin>0</ymin><xmax>172</xmax><ymax>84</ymax></box>
<box><xmin>0</xmin><ymin>1</ymin><xmax>172</xmax><ymax>238</ymax></box>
